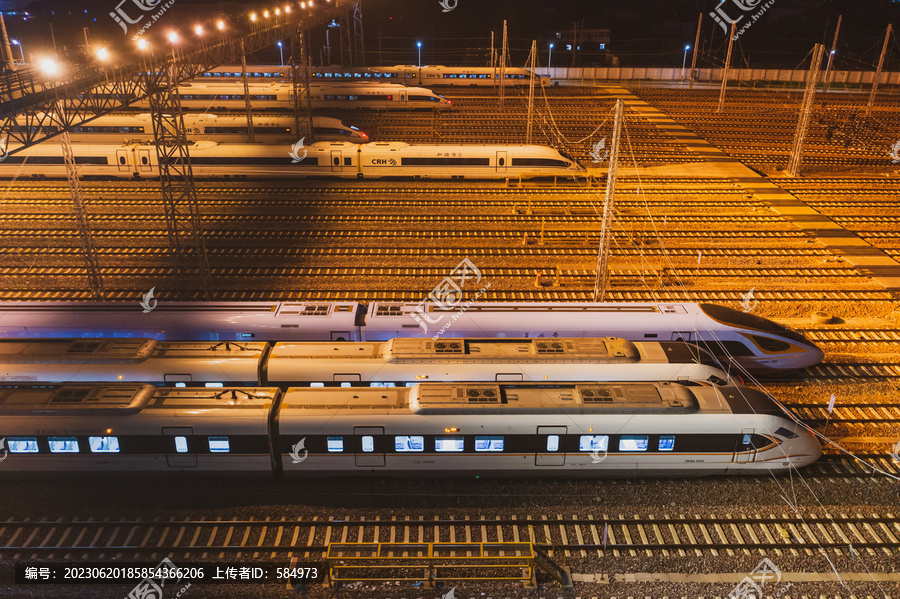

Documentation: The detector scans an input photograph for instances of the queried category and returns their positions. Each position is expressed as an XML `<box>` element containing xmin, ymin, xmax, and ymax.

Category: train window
<box><xmin>204</xmin><ymin>382</ymin><xmax>224</xmax><ymax>388</ymax></box>
<box><xmin>774</xmin><ymin>427</ymin><xmax>798</xmax><ymax>439</ymax></box>
<box><xmin>405</xmin><ymin>382</ymin><xmax>419</xmax><ymax>387</ymax></box>
<box><xmin>48</xmin><ymin>437</ymin><xmax>80</xmax><ymax>453</ymax></box>
<box><xmin>344</xmin><ymin>157</ymin><xmax>352</xmax><ymax>166</ymax></box>
<box><xmin>340</xmin><ymin>382</ymin><xmax>352</xmax><ymax>388</ymax></box>
<box><xmin>658</xmin><ymin>435</ymin><xmax>675</xmax><ymax>451</ymax></box>
<box><xmin>89</xmin><ymin>436</ymin><xmax>120</xmax><ymax>453</ymax></box>
<box><xmin>750</xmin><ymin>335</ymin><xmax>792</xmax><ymax>353</ymax></box>
<box><xmin>370</xmin><ymin>382</ymin><xmax>396</xmax><ymax>387</ymax></box>
<box><xmin>327</xmin><ymin>437</ymin><xmax>344</xmax><ymax>452</ymax></box>
<box><xmin>435</xmin><ymin>437</ymin><xmax>464</xmax><ymax>452</ymax></box>
<box><xmin>618</xmin><ymin>435</ymin><xmax>649</xmax><ymax>452</ymax></box>
<box><xmin>334</xmin><ymin>157</ymin><xmax>340</xmax><ymax>166</ymax></box>
<box><xmin>361</xmin><ymin>436</ymin><xmax>375</xmax><ymax>453</ymax></box>
<box><xmin>546</xmin><ymin>435</ymin><xmax>560</xmax><ymax>452</ymax></box>
<box><xmin>7</xmin><ymin>437</ymin><xmax>39</xmax><ymax>453</ymax></box>
<box><xmin>697</xmin><ymin>340</ymin><xmax>755</xmax><ymax>357</ymax></box>
<box><xmin>474</xmin><ymin>436</ymin><xmax>504</xmax><ymax>452</ymax></box>
<box><xmin>578</xmin><ymin>435</ymin><xmax>608</xmax><ymax>452</ymax></box>
<box><xmin>499</xmin><ymin>158</ymin><xmax>505</xmax><ymax>167</ymax></box>
<box><xmin>310</xmin><ymin>383</ymin><xmax>325</xmax><ymax>387</ymax></box>
<box><xmin>208</xmin><ymin>437</ymin><xmax>230</xmax><ymax>453</ymax></box>
<box><xmin>118</xmin><ymin>156</ymin><xmax>126</xmax><ymax>165</ymax></box>
<box><xmin>394</xmin><ymin>436</ymin><xmax>424</xmax><ymax>452</ymax></box>
<box><xmin>175</xmin><ymin>383</ymin><xmax>186</xmax><ymax>388</ymax></box>
<box><xmin>742</xmin><ymin>434</ymin><xmax>752</xmax><ymax>445</ymax></box>
<box><xmin>174</xmin><ymin>436</ymin><xmax>189</xmax><ymax>453</ymax></box>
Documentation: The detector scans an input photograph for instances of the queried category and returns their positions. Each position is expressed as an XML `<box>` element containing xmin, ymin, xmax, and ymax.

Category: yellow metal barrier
<box><xmin>324</xmin><ymin>541</ymin><xmax>570</xmax><ymax>588</ymax></box>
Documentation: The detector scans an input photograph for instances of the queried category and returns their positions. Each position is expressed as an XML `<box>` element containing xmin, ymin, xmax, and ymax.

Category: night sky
<box><xmin>3</xmin><ymin>0</ymin><xmax>898</xmax><ymax>70</ymax></box>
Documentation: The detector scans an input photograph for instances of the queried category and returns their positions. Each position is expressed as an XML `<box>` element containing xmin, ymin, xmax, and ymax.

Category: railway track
<box><xmin>3</xmin><ymin>512</ymin><xmax>898</xmax><ymax>560</ymax></box>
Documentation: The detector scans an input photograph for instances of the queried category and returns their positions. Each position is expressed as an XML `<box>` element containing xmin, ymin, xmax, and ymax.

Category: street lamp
<box><xmin>548</xmin><ymin>43</ymin><xmax>554</xmax><ymax>76</ymax></box>
<box><xmin>10</xmin><ymin>39</ymin><xmax>25</xmax><ymax>64</ymax></box>
<box><xmin>417</xmin><ymin>41</ymin><xmax>422</xmax><ymax>67</ymax></box>
<box><xmin>681</xmin><ymin>44</ymin><xmax>691</xmax><ymax>81</ymax></box>
<box><xmin>277</xmin><ymin>41</ymin><xmax>284</xmax><ymax>66</ymax></box>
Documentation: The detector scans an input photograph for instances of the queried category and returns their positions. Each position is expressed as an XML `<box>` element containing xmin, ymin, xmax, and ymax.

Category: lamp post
<box><xmin>417</xmin><ymin>41</ymin><xmax>422</xmax><ymax>67</ymax></box>
<box><xmin>681</xmin><ymin>44</ymin><xmax>691</xmax><ymax>80</ymax></box>
<box><xmin>10</xmin><ymin>39</ymin><xmax>24</xmax><ymax>64</ymax></box>
<box><xmin>277</xmin><ymin>41</ymin><xmax>284</xmax><ymax>66</ymax></box>
<box><xmin>548</xmin><ymin>43</ymin><xmax>554</xmax><ymax>76</ymax></box>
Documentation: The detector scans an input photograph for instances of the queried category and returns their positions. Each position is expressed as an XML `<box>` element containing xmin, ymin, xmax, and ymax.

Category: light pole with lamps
<box><xmin>277</xmin><ymin>41</ymin><xmax>284</xmax><ymax>66</ymax></box>
<box><xmin>681</xmin><ymin>44</ymin><xmax>691</xmax><ymax>80</ymax></box>
<box><xmin>10</xmin><ymin>39</ymin><xmax>25</xmax><ymax>64</ymax></box>
<box><xmin>417</xmin><ymin>41</ymin><xmax>422</xmax><ymax>67</ymax></box>
<box><xmin>548</xmin><ymin>43</ymin><xmax>554</xmax><ymax>77</ymax></box>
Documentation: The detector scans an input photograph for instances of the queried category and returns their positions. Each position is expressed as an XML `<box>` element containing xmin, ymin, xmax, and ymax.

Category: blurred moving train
<box><xmin>80</xmin><ymin>81</ymin><xmax>451</xmax><ymax>112</ymax></box>
<box><xmin>0</xmin><ymin>336</ymin><xmax>730</xmax><ymax>387</ymax></box>
<box><xmin>6</xmin><ymin>113</ymin><xmax>368</xmax><ymax>144</ymax></box>
<box><xmin>0</xmin><ymin>381</ymin><xmax>821</xmax><ymax>476</ymax></box>
<box><xmin>0</xmin><ymin>141</ymin><xmax>579</xmax><ymax>180</ymax></box>
<box><xmin>0</xmin><ymin>302</ymin><xmax>823</xmax><ymax>375</ymax></box>
<box><xmin>199</xmin><ymin>64</ymin><xmax>540</xmax><ymax>87</ymax></box>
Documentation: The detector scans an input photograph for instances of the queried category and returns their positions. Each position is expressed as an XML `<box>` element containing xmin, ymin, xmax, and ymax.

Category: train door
<box><xmin>163</xmin><ymin>427</ymin><xmax>198</xmax><ymax>467</ymax></box>
<box><xmin>732</xmin><ymin>428</ymin><xmax>756</xmax><ymax>463</ymax></box>
<box><xmin>496</xmin><ymin>151</ymin><xmax>507</xmax><ymax>173</ymax></box>
<box><xmin>331</xmin><ymin>150</ymin><xmax>343</xmax><ymax>172</ymax></box>
<box><xmin>354</xmin><ymin>426</ymin><xmax>385</xmax><ymax>467</ymax></box>
<box><xmin>137</xmin><ymin>149</ymin><xmax>153</xmax><ymax>173</ymax></box>
<box><xmin>115</xmin><ymin>149</ymin><xmax>130</xmax><ymax>173</ymax></box>
<box><xmin>535</xmin><ymin>426</ymin><xmax>566</xmax><ymax>466</ymax></box>
<box><xmin>671</xmin><ymin>331</ymin><xmax>693</xmax><ymax>342</ymax></box>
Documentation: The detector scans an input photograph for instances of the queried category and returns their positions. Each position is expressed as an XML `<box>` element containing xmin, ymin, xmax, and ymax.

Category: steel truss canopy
<box><xmin>0</xmin><ymin>1</ymin><xmax>347</xmax><ymax>156</ymax></box>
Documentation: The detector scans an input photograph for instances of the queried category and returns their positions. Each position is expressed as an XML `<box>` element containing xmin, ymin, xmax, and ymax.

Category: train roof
<box><xmin>0</xmin><ymin>385</ymin><xmax>278</xmax><ymax>416</ymax></box>
<box><xmin>0</xmin><ymin>339</ymin><xmax>267</xmax><ymax>365</ymax></box>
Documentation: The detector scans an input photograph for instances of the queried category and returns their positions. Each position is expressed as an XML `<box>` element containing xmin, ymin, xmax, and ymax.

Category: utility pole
<box><xmin>593</xmin><ymin>99</ymin><xmax>624</xmax><ymax>303</ymax></box>
<box><xmin>716</xmin><ymin>21</ymin><xmax>736</xmax><ymax>113</ymax></box>
<box><xmin>0</xmin><ymin>14</ymin><xmax>13</xmax><ymax>71</ymax></box>
<box><xmin>291</xmin><ymin>24</ymin><xmax>315</xmax><ymax>143</ymax></box>
<box><xmin>866</xmin><ymin>24</ymin><xmax>892</xmax><ymax>118</ymax></box>
<box><xmin>240</xmin><ymin>39</ymin><xmax>255</xmax><ymax>143</ymax></box>
<box><xmin>689</xmin><ymin>13</ymin><xmax>702</xmax><ymax>90</ymax></box>
<box><xmin>525</xmin><ymin>40</ymin><xmax>537</xmax><ymax>144</ymax></box>
<box><xmin>787</xmin><ymin>44</ymin><xmax>825</xmax><ymax>177</ymax></box>
<box><xmin>821</xmin><ymin>15</ymin><xmax>841</xmax><ymax>92</ymax></box>
<box><xmin>571</xmin><ymin>21</ymin><xmax>578</xmax><ymax>67</ymax></box>
<box><xmin>490</xmin><ymin>31</ymin><xmax>494</xmax><ymax>69</ymax></box>
<box><xmin>59</xmin><ymin>107</ymin><xmax>105</xmax><ymax>300</ymax></box>
<box><xmin>499</xmin><ymin>20</ymin><xmax>508</xmax><ymax>108</ymax></box>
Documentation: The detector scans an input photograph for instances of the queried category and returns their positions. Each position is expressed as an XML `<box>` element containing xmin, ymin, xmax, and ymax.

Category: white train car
<box><xmin>0</xmin><ymin>301</ymin><xmax>823</xmax><ymax>375</ymax></box>
<box><xmin>0</xmin><ymin>385</ymin><xmax>277</xmax><ymax>473</ymax></box>
<box><xmin>79</xmin><ymin>81</ymin><xmax>451</xmax><ymax>112</ymax></box>
<box><xmin>0</xmin><ymin>337</ymin><xmax>730</xmax><ymax>388</ymax></box>
<box><xmin>275</xmin><ymin>381</ymin><xmax>821</xmax><ymax>477</ymax></box>
<box><xmin>200</xmin><ymin>64</ymin><xmax>539</xmax><ymax>87</ymax></box>
<box><xmin>0</xmin><ymin>382</ymin><xmax>821</xmax><ymax>477</ymax></box>
<box><xmin>6</xmin><ymin>114</ymin><xmax>368</xmax><ymax>144</ymax></box>
<box><xmin>0</xmin><ymin>141</ymin><xmax>579</xmax><ymax>180</ymax></box>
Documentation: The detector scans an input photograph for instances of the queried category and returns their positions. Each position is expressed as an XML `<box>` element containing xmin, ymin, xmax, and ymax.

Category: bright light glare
<box><xmin>96</xmin><ymin>47</ymin><xmax>110</xmax><ymax>61</ymax></box>
<box><xmin>275</xmin><ymin>8</ymin><xmax>281</xmax><ymax>14</ymax></box>
<box><xmin>137</xmin><ymin>38</ymin><xmax>150</xmax><ymax>50</ymax></box>
<box><xmin>39</xmin><ymin>57</ymin><xmax>60</xmax><ymax>76</ymax></box>
<box><xmin>217</xmin><ymin>20</ymin><xmax>225</xmax><ymax>30</ymax></box>
<box><xmin>194</xmin><ymin>25</ymin><xmax>204</xmax><ymax>36</ymax></box>
<box><xmin>263</xmin><ymin>9</ymin><xmax>269</xmax><ymax>17</ymax></box>
<box><xmin>284</xmin><ymin>5</ymin><xmax>291</xmax><ymax>12</ymax></box>
<box><xmin>167</xmin><ymin>31</ymin><xmax>179</xmax><ymax>43</ymax></box>
<box><xmin>250</xmin><ymin>12</ymin><xmax>257</xmax><ymax>21</ymax></box>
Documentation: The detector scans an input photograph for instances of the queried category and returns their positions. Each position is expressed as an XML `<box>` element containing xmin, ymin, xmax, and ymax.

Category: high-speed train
<box><xmin>80</xmin><ymin>81</ymin><xmax>451</xmax><ymax>112</ymax></box>
<box><xmin>0</xmin><ymin>337</ymin><xmax>730</xmax><ymax>387</ymax></box>
<box><xmin>200</xmin><ymin>65</ymin><xmax>540</xmax><ymax>87</ymax></box>
<box><xmin>0</xmin><ymin>141</ymin><xmax>579</xmax><ymax>180</ymax></box>
<box><xmin>0</xmin><ymin>302</ymin><xmax>824</xmax><ymax>376</ymax></box>
<box><xmin>6</xmin><ymin>113</ymin><xmax>368</xmax><ymax>144</ymax></box>
<box><xmin>0</xmin><ymin>381</ymin><xmax>821</xmax><ymax>477</ymax></box>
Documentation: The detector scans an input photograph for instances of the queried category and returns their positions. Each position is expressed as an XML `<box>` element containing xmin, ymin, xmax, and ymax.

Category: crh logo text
<box><xmin>289</xmin><ymin>138</ymin><xmax>308</xmax><ymax>163</ymax></box>
<box><xmin>109</xmin><ymin>0</ymin><xmax>162</xmax><ymax>35</ymax></box>
<box><xmin>709</xmin><ymin>0</ymin><xmax>763</xmax><ymax>34</ymax></box>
